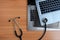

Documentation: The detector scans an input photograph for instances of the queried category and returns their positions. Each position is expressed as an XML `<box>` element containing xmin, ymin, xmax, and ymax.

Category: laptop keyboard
<box><xmin>39</xmin><ymin>0</ymin><xmax>60</xmax><ymax>14</ymax></box>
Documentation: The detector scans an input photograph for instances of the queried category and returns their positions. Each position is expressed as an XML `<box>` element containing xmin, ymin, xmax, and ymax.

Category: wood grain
<box><xmin>0</xmin><ymin>0</ymin><xmax>60</xmax><ymax>40</ymax></box>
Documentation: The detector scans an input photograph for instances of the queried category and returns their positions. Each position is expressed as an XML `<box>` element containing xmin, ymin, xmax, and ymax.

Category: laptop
<box><xmin>35</xmin><ymin>0</ymin><xmax>60</xmax><ymax>26</ymax></box>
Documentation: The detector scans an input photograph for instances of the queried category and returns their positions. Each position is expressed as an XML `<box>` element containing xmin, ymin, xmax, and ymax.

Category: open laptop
<box><xmin>35</xmin><ymin>0</ymin><xmax>60</xmax><ymax>26</ymax></box>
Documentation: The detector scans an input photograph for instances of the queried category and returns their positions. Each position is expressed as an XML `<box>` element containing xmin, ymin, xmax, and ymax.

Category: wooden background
<box><xmin>0</xmin><ymin>0</ymin><xmax>60</xmax><ymax>40</ymax></box>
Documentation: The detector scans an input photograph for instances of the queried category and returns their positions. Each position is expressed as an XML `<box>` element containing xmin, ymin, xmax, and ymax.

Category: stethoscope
<box><xmin>8</xmin><ymin>17</ymin><xmax>23</xmax><ymax>40</ymax></box>
<box><xmin>8</xmin><ymin>17</ymin><xmax>47</xmax><ymax>40</ymax></box>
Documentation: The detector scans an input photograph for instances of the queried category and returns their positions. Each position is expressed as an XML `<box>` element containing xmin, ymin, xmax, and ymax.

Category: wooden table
<box><xmin>0</xmin><ymin>0</ymin><xmax>60</xmax><ymax>40</ymax></box>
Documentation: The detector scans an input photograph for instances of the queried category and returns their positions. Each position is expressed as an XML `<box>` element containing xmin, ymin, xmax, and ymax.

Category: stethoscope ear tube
<box><xmin>8</xmin><ymin>17</ymin><xmax>23</xmax><ymax>40</ymax></box>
